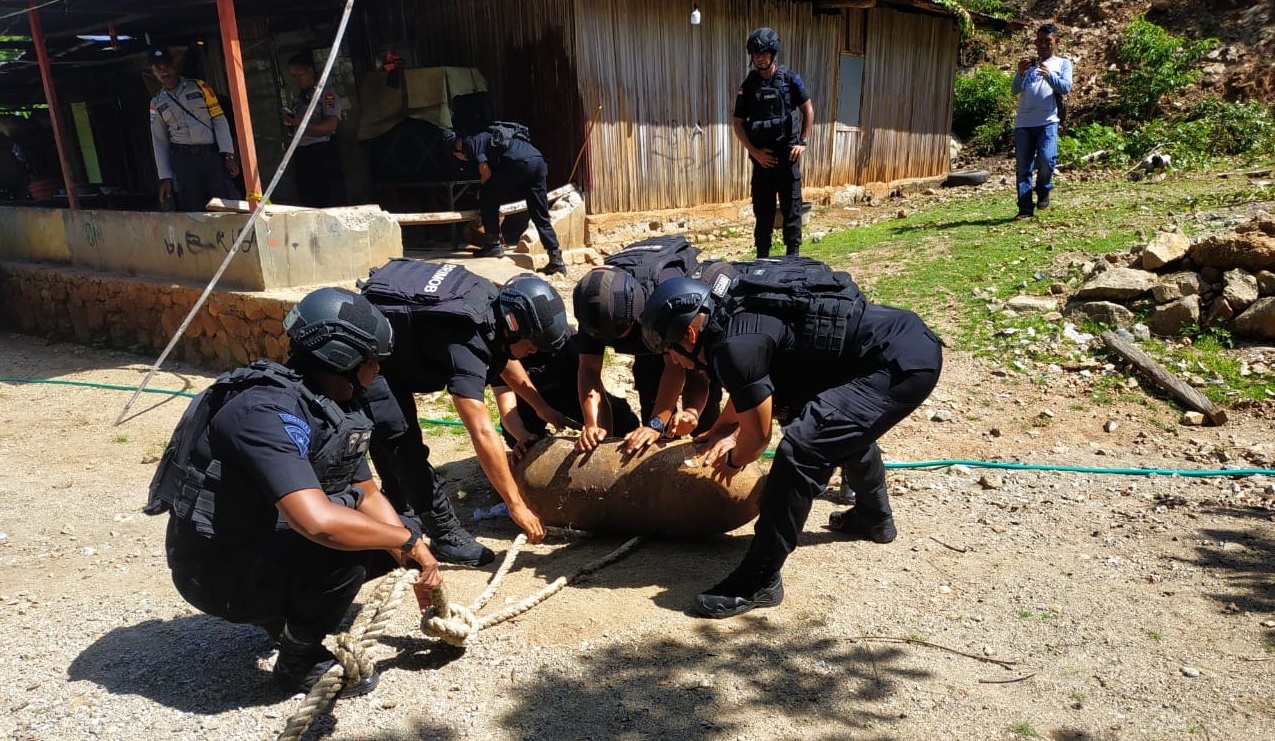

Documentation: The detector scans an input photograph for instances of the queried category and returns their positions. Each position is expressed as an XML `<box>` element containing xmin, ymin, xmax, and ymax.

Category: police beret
<box><xmin>148</xmin><ymin>47</ymin><xmax>174</xmax><ymax>64</ymax></box>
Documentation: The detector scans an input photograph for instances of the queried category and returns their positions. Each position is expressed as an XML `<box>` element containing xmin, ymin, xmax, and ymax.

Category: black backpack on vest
<box><xmin>487</xmin><ymin>121</ymin><xmax>532</xmax><ymax>152</ymax></box>
<box><xmin>358</xmin><ymin>259</ymin><xmax>499</xmax><ymax>333</ymax></box>
<box><xmin>604</xmin><ymin>235</ymin><xmax>701</xmax><ymax>294</ymax></box>
<box><xmin>710</xmin><ymin>256</ymin><xmax>864</xmax><ymax>353</ymax></box>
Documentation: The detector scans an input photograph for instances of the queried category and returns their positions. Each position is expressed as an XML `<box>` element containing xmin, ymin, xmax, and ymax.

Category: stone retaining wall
<box><xmin>0</xmin><ymin>262</ymin><xmax>304</xmax><ymax>371</ymax></box>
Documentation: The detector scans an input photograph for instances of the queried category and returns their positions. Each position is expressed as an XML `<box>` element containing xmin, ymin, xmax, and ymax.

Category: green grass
<box><xmin>1010</xmin><ymin>722</ymin><xmax>1042</xmax><ymax>738</ymax></box>
<box><xmin>1147</xmin><ymin>628</ymin><xmax>1164</xmax><ymax>641</ymax></box>
<box><xmin>804</xmin><ymin>167</ymin><xmax>1275</xmax><ymax>403</ymax></box>
<box><xmin>112</xmin><ymin>434</ymin><xmax>129</xmax><ymax>443</ymax></box>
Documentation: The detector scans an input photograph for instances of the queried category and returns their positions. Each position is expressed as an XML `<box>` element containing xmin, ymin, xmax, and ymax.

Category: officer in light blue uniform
<box><xmin>147</xmin><ymin>47</ymin><xmax>240</xmax><ymax>211</ymax></box>
<box><xmin>283</xmin><ymin>51</ymin><xmax>346</xmax><ymax>207</ymax></box>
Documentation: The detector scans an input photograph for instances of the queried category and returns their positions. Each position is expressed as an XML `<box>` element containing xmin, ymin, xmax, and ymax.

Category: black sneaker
<box><xmin>828</xmin><ymin>508</ymin><xmax>897</xmax><ymax>544</ymax></box>
<box><xmin>541</xmin><ymin>257</ymin><xmax>567</xmax><ymax>276</ymax></box>
<box><xmin>273</xmin><ymin>637</ymin><xmax>380</xmax><ymax>698</ymax></box>
<box><xmin>429</xmin><ymin>525</ymin><xmax>495</xmax><ymax>566</ymax></box>
<box><xmin>475</xmin><ymin>241</ymin><xmax>504</xmax><ymax>258</ymax></box>
<box><xmin>1037</xmin><ymin>195</ymin><xmax>1050</xmax><ymax>210</ymax></box>
<box><xmin>693</xmin><ymin>569</ymin><xmax>784</xmax><ymax>619</ymax></box>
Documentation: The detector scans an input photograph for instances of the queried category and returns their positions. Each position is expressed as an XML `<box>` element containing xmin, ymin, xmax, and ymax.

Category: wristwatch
<box><xmin>647</xmin><ymin>417</ymin><xmax>666</xmax><ymax>435</ymax></box>
<box><xmin>399</xmin><ymin>530</ymin><xmax>421</xmax><ymax>554</ymax></box>
<box><xmin>796</xmin><ymin>137</ymin><xmax>809</xmax><ymax>146</ymax></box>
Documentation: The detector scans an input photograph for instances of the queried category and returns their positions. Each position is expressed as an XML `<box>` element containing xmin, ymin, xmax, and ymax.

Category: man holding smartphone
<box><xmin>1011</xmin><ymin>22</ymin><xmax>1072</xmax><ymax>220</ymax></box>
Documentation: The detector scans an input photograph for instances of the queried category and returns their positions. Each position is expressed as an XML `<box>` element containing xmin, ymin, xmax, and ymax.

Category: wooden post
<box><xmin>1101</xmin><ymin>331</ymin><xmax>1229</xmax><ymax>425</ymax></box>
<box><xmin>215</xmin><ymin>0</ymin><xmax>262</xmax><ymax>202</ymax></box>
<box><xmin>27</xmin><ymin>0</ymin><xmax>79</xmax><ymax>209</ymax></box>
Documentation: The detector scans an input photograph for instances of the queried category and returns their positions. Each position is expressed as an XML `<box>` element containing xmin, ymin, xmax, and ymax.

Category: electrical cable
<box><xmin>8</xmin><ymin>375</ymin><xmax>1275</xmax><ymax>479</ymax></box>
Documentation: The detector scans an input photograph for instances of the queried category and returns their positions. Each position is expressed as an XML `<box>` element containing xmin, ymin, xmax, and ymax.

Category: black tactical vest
<box><xmin>745</xmin><ymin>66</ymin><xmax>800</xmax><ymax>146</ymax></box>
<box><xmin>145</xmin><ymin>361</ymin><xmax>373</xmax><ymax>538</ymax></box>
<box><xmin>604</xmin><ymin>235</ymin><xmax>700</xmax><ymax>296</ymax></box>
<box><xmin>708</xmin><ymin>256</ymin><xmax>865</xmax><ymax>354</ymax></box>
<box><xmin>359</xmin><ymin>258</ymin><xmax>499</xmax><ymax>342</ymax></box>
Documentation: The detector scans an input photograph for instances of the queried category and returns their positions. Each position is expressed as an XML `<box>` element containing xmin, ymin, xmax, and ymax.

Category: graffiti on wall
<box><xmin>163</xmin><ymin>225</ymin><xmax>257</xmax><ymax>258</ymax></box>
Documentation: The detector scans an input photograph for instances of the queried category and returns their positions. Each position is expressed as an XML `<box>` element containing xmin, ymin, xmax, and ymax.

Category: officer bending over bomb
<box><xmin>146</xmin><ymin>288</ymin><xmax>442</xmax><ymax>697</ymax></box>
<box><xmin>571</xmin><ymin>236</ymin><xmax>728</xmax><ymax>454</ymax></box>
<box><xmin>493</xmin><ymin>326</ymin><xmax>639</xmax><ymax>461</ymax></box>
<box><xmin>360</xmin><ymin>259</ymin><xmax>572</xmax><ymax>557</ymax></box>
<box><xmin>640</xmin><ymin>257</ymin><xmax>943</xmax><ymax>618</ymax></box>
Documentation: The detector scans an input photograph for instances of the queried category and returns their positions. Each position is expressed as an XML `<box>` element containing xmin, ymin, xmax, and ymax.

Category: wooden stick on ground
<box><xmin>1101</xmin><ymin>331</ymin><xmax>1228</xmax><ymax>425</ymax></box>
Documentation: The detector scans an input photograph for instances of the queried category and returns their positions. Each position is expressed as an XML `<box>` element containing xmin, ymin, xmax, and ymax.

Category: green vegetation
<box><xmin>1011</xmin><ymin>722</ymin><xmax>1042</xmax><ymax>738</ymax></box>
<box><xmin>953</xmin><ymin>65</ymin><xmax>1016</xmax><ymax>154</ymax></box>
<box><xmin>1147</xmin><ymin>628</ymin><xmax>1163</xmax><ymax>641</ymax></box>
<box><xmin>1107</xmin><ymin>16</ymin><xmax>1216</xmax><ymax>121</ymax></box>
<box><xmin>112</xmin><ymin>434</ymin><xmax>129</xmax><ymax>444</ymax></box>
<box><xmin>804</xmin><ymin>160</ymin><xmax>1275</xmax><ymax>405</ymax></box>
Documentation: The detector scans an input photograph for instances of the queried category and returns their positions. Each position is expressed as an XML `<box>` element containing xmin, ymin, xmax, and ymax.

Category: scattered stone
<box><xmin>1141</xmin><ymin>229</ymin><xmax>1190</xmax><ymax>270</ymax></box>
<box><xmin>978</xmin><ymin>473</ymin><xmax>1004</xmax><ymax>490</ymax></box>
<box><xmin>930</xmin><ymin>409</ymin><xmax>953</xmax><ymax>423</ymax></box>
<box><xmin>1073</xmin><ymin>268</ymin><xmax>1157</xmax><ymax>301</ymax></box>
<box><xmin>1180</xmin><ymin>666</ymin><xmax>1201</xmax><ymax>678</ymax></box>
<box><xmin>1104</xmin><ymin>420</ymin><xmax>1118</xmax><ymax>433</ymax></box>
<box><xmin>1181</xmin><ymin>411</ymin><xmax>1206</xmax><ymax>426</ymax></box>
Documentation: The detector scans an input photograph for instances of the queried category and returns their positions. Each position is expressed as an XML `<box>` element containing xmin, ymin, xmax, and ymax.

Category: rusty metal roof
<box><xmin>0</xmin><ymin>0</ymin><xmax>343</xmax><ymax>107</ymax></box>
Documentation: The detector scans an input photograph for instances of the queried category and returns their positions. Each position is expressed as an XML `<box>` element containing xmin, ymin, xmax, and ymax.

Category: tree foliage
<box><xmin>1106</xmin><ymin>15</ymin><xmax>1216</xmax><ymax>120</ymax></box>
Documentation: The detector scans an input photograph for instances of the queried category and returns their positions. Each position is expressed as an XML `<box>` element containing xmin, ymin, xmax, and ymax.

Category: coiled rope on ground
<box><xmin>276</xmin><ymin>532</ymin><xmax>644</xmax><ymax>740</ymax></box>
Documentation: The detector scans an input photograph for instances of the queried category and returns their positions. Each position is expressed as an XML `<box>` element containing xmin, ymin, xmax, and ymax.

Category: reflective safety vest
<box><xmin>145</xmin><ymin>361</ymin><xmax>373</xmax><ymax>538</ymax></box>
<box><xmin>708</xmin><ymin>256</ymin><xmax>864</xmax><ymax>354</ymax></box>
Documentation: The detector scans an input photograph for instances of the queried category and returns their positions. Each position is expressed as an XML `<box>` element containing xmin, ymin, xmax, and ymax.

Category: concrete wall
<box><xmin>0</xmin><ymin>205</ymin><xmax>403</xmax><ymax>291</ymax></box>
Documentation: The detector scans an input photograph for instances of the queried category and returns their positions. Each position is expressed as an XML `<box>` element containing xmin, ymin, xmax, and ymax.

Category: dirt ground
<box><xmin>1</xmin><ymin>310</ymin><xmax>1272</xmax><ymax>741</ymax></box>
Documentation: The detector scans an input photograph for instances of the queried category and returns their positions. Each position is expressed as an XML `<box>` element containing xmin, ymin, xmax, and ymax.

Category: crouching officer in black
<box><xmin>640</xmin><ymin>257</ymin><xmax>943</xmax><ymax>618</ymax></box>
<box><xmin>146</xmin><ymin>287</ymin><xmax>443</xmax><ymax>696</ymax></box>
<box><xmin>360</xmin><ymin>259</ymin><xmax>574</xmax><ymax>558</ymax></box>
<box><xmin>445</xmin><ymin>127</ymin><xmax>567</xmax><ymax>276</ymax></box>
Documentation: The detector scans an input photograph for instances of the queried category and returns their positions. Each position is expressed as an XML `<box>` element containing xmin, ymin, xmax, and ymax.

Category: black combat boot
<box><xmin>828</xmin><ymin>508</ymin><xmax>897</xmax><ymax>544</ymax></box>
<box><xmin>475</xmin><ymin>239</ymin><xmax>504</xmax><ymax>258</ymax></box>
<box><xmin>273</xmin><ymin>627</ymin><xmax>379</xmax><ymax>698</ymax></box>
<box><xmin>693</xmin><ymin>563</ymin><xmax>784</xmax><ymax>619</ymax></box>
<box><xmin>541</xmin><ymin>250</ymin><xmax>566</xmax><ymax>276</ymax></box>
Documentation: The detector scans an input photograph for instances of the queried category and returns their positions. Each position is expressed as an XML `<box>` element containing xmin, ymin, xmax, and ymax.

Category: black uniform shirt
<box><xmin>381</xmin><ymin>314</ymin><xmax>508</xmax><ymax>401</ymax></box>
<box><xmin>709</xmin><ymin>302</ymin><xmax>940</xmax><ymax>416</ymax></box>
<box><xmin>170</xmin><ymin>381</ymin><xmax>372</xmax><ymax>556</ymax></box>
<box><xmin>464</xmin><ymin>131</ymin><xmax>541</xmax><ymax>167</ymax></box>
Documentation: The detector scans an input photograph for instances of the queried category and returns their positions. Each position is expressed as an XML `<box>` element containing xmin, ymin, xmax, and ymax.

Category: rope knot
<box><xmin>420</xmin><ymin>603</ymin><xmax>479</xmax><ymax>647</ymax></box>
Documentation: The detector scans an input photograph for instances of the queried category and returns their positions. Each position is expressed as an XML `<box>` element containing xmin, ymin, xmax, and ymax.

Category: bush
<box><xmin>1183</xmin><ymin>97</ymin><xmax>1275</xmax><ymax>157</ymax></box>
<box><xmin>1106</xmin><ymin>15</ymin><xmax>1216</xmax><ymax>120</ymax></box>
<box><xmin>953</xmin><ymin>65</ymin><xmax>1015</xmax><ymax>153</ymax></box>
<box><xmin>1057</xmin><ymin>123</ymin><xmax>1132</xmax><ymax>169</ymax></box>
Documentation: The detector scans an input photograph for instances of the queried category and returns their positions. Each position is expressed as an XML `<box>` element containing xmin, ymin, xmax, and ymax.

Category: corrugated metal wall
<box><xmin>361</xmin><ymin>0</ymin><xmax>582</xmax><ymax>192</ymax></box>
<box><xmin>359</xmin><ymin>0</ymin><xmax>957</xmax><ymax>215</ymax></box>
<box><xmin>856</xmin><ymin>8</ymin><xmax>957</xmax><ymax>184</ymax></box>
<box><xmin>574</xmin><ymin>0</ymin><xmax>842</xmax><ymax>213</ymax></box>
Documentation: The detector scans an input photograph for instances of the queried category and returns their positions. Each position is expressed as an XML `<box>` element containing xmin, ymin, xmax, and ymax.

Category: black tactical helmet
<box><xmin>496</xmin><ymin>274</ymin><xmax>570</xmax><ymax>352</ymax></box>
<box><xmin>572</xmin><ymin>267</ymin><xmax>645</xmax><ymax>343</ymax></box>
<box><xmin>284</xmin><ymin>287</ymin><xmax>393</xmax><ymax>373</ymax></box>
<box><xmin>747</xmin><ymin>27</ymin><xmax>781</xmax><ymax>56</ymax></box>
<box><xmin>639</xmin><ymin>277</ymin><xmax>714</xmax><ymax>354</ymax></box>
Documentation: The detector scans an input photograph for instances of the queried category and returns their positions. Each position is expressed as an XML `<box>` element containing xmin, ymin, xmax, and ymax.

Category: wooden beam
<box><xmin>215</xmin><ymin>0</ymin><xmax>262</xmax><ymax>202</ymax></box>
<box><xmin>1101</xmin><ymin>331</ymin><xmax>1229</xmax><ymax>425</ymax></box>
<box><xmin>388</xmin><ymin>184</ymin><xmax>577</xmax><ymax>226</ymax></box>
<box><xmin>27</xmin><ymin>0</ymin><xmax>79</xmax><ymax>209</ymax></box>
<box><xmin>205</xmin><ymin>197</ymin><xmax>308</xmax><ymax>214</ymax></box>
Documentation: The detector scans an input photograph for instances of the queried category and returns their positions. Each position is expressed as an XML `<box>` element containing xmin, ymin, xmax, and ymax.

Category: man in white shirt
<box><xmin>1011</xmin><ymin>23</ymin><xmax>1072</xmax><ymax>220</ymax></box>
